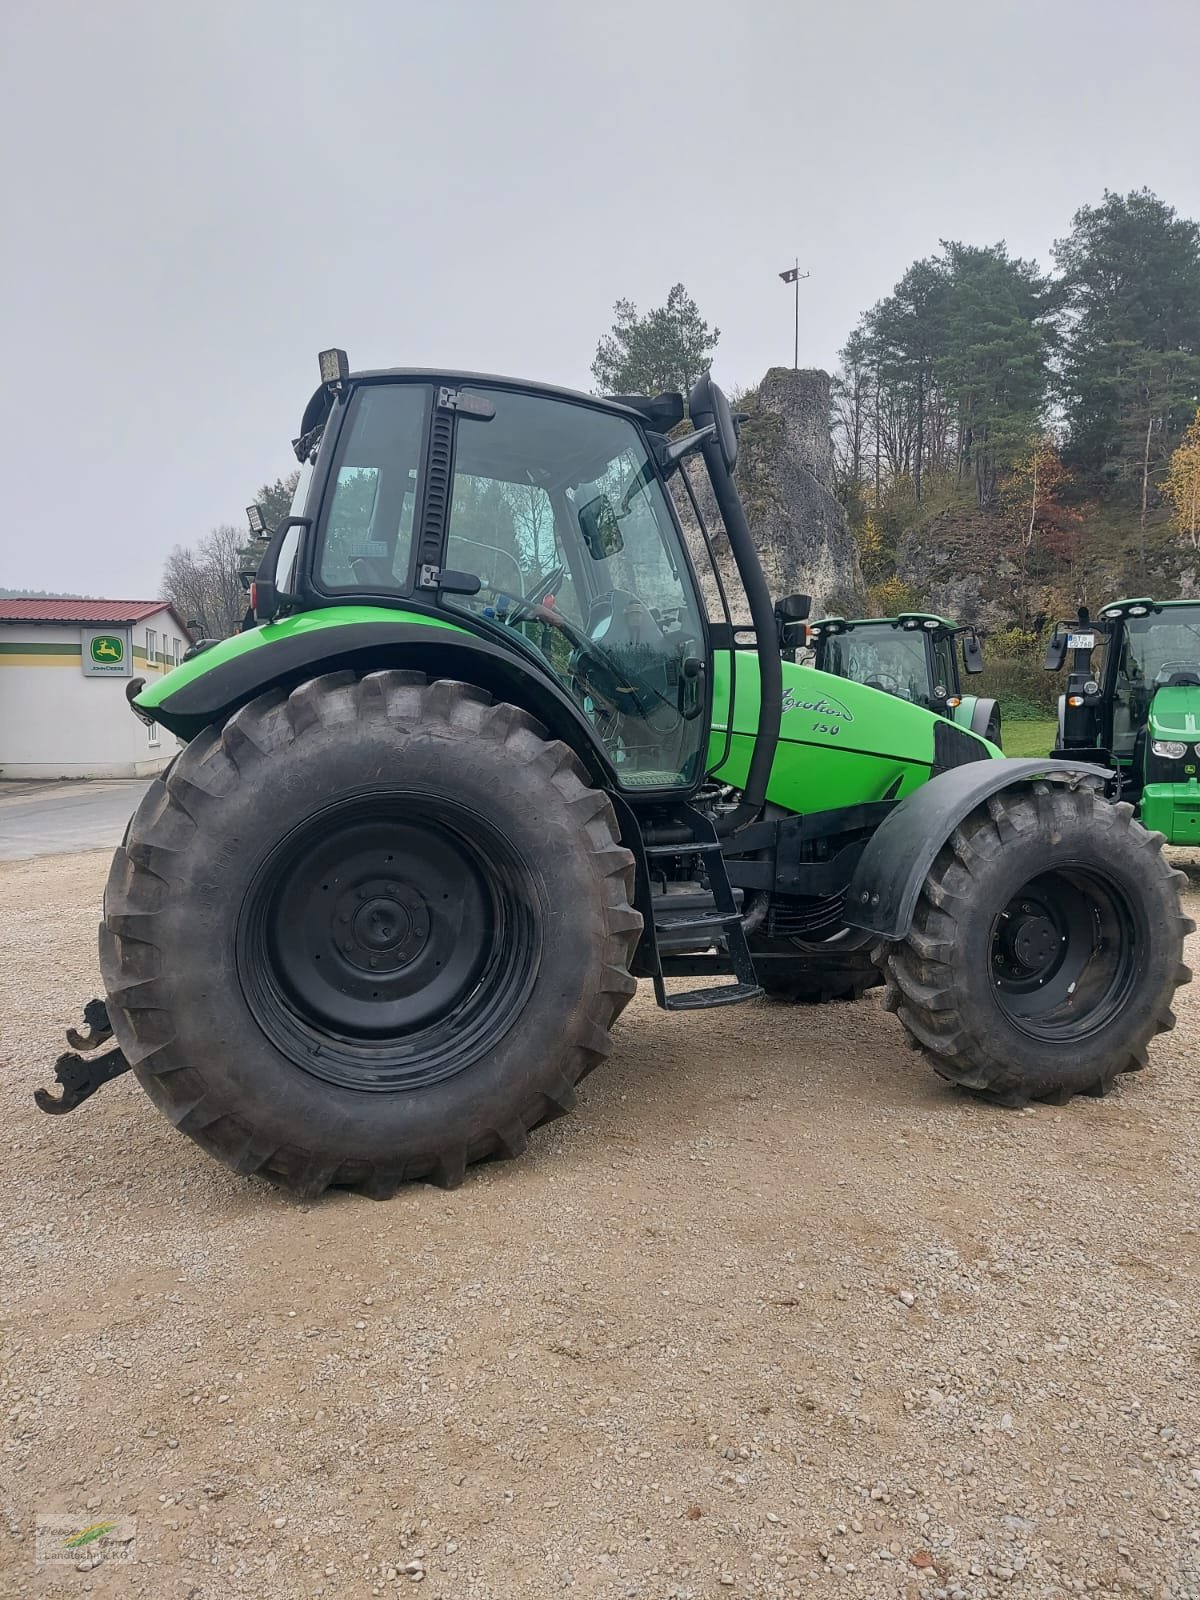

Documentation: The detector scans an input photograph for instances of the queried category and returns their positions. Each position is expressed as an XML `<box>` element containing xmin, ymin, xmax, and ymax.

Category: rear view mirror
<box><xmin>1043</xmin><ymin>633</ymin><xmax>1068</xmax><ymax>672</ymax></box>
<box><xmin>775</xmin><ymin>593</ymin><xmax>811</xmax><ymax>622</ymax></box>
<box><xmin>962</xmin><ymin>632</ymin><xmax>984</xmax><ymax>674</ymax></box>
<box><xmin>253</xmin><ymin>516</ymin><xmax>310</xmax><ymax>621</ymax></box>
<box><xmin>578</xmin><ymin>494</ymin><xmax>624</xmax><ymax>560</ymax></box>
<box><xmin>774</xmin><ymin>594</ymin><xmax>811</xmax><ymax>653</ymax></box>
<box><xmin>688</xmin><ymin>373</ymin><xmax>739</xmax><ymax>474</ymax></box>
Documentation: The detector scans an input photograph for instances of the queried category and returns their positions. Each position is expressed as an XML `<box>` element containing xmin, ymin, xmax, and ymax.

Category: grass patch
<box><xmin>1000</xmin><ymin>716</ymin><xmax>1056</xmax><ymax>757</ymax></box>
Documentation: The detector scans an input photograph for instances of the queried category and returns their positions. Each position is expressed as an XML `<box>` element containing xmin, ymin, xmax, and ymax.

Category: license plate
<box><xmin>1067</xmin><ymin>632</ymin><xmax>1096</xmax><ymax>649</ymax></box>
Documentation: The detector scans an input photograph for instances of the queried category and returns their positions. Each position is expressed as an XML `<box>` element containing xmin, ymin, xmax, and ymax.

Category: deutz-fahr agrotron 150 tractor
<box><xmin>38</xmin><ymin>353</ymin><xmax>1193</xmax><ymax>1198</ymax></box>
<box><xmin>1046</xmin><ymin>597</ymin><xmax>1200</xmax><ymax>845</ymax></box>
<box><xmin>807</xmin><ymin>613</ymin><xmax>1001</xmax><ymax>746</ymax></box>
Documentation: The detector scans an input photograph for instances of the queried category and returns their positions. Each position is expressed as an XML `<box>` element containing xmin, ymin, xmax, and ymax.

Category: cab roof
<box><xmin>295</xmin><ymin>368</ymin><xmax>684</xmax><ymax>461</ymax></box>
<box><xmin>1101</xmin><ymin>596</ymin><xmax>1200</xmax><ymax>616</ymax></box>
<box><xmin>811</xmin><ymin>612</ymin><xmax>960</xmax><ymax>634</ymax></box>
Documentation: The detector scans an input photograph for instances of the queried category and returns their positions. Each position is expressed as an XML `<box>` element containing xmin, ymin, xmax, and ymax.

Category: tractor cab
<box><xmin>1045</xmin><ymin>597</ymin><xmax>1200</xmax><ymax>840</ymax></box>
<box><xmin>807</xmin><ymin>612</ymin><xmax>999</xmax><ymax>745</ymax></box>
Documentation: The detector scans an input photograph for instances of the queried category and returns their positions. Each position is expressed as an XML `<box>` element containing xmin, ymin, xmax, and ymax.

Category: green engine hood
<box><xmin>1148</xmin><ymin>683</ymin><xmax>1200</xmax><ymax>742</ymax></box>
<box><xmin>709</xmin><ymin>653</ymin><xmax>1000</xmax><ymax>813</ymax></box>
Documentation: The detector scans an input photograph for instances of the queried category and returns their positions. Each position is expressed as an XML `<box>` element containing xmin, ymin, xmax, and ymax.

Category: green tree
<box><xmin>936</xmin><ymin>242</ymin><xmax>1053</xmax><ymax>507</ymax></box>
<box><xmin>590</xmin><ymin>284</ymin><xmax>719</xmax><ymax>398</ymax></box>
<box><xmin>866</xmin><ymin>257</ymin><xmax>948</xmax><ymax>501</ymax></box>
<box><xmin>1054</xmin><ymin>189</ymin><xmax>1200</xmax><ymax>478</ymax></box>
<box><xmin>254</xmin><ymin>471</ymin><xmax>302</xmax><ymax>530</ymax></box>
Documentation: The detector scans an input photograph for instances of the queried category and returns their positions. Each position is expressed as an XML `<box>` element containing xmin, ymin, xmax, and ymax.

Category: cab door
<box><xmin>440</xmin><ymin>386</ymin><xmax>711</xmax><ymax>791</ymax></box>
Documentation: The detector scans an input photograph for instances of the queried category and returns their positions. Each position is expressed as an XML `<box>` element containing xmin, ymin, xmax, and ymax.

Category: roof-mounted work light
<box><xmin>319</xmin><ymin>348</ymin><xmax>350</xmax><ymax>389</ymax></box>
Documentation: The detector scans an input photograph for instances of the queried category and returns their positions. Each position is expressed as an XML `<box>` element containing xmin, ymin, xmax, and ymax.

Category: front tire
<box><xmin>881</xmin><ymin>783</ymin><xmax>1193</xmax><ymax>1104</ymax></box>
<box><xmin>100</xmin><ymin>672</ymin><xmax>641</xmax><ymax>1197</ymax></box>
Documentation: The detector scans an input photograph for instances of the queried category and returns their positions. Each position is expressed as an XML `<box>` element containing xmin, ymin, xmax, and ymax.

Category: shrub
<box><xmin>976</xmin><ymin>627</ymin><xmax>1059</xmax><ymax>715</ymax></box>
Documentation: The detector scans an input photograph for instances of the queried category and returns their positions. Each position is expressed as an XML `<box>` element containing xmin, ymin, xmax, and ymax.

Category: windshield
<box><xmin>1111</xmin><ymin>607</ymin><xmax>1200</xmax><ymax>754</ymax></box>
<box><xmin>822</xmin><ymin>625</ymin><xmax>930</xmax><ymax>703</ymax></box>
<box><xmin>444</xmin><ymin>388</ymin><xmax>708</xmax><ymax>789</ymax></box>
<box><xmin>1118</xmin><ymin>608</ymin><xmax>1200</xmax><ymax>684</ymax></box>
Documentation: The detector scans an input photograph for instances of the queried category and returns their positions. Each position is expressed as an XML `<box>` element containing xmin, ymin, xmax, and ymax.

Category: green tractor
<box><xmin>1046</xmin><ymin>596</ymin><xmax>1200</xmax><ymax>844</ymax></box>
<box><xmin>37</xmin><ymin>353</ymin><xmax>1193</xmax><ymax>1196</ymax></box>
<box><xmin>808</xmin><ymin>612</ymin><xmax>1001</xmax><ymax>746</ymax></box>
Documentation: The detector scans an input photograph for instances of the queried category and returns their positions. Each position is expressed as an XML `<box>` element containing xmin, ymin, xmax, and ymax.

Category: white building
<box><xmin>0</xmin><ymin>600</ymin><xmax>194</xmax><ymax>779</ymax></box>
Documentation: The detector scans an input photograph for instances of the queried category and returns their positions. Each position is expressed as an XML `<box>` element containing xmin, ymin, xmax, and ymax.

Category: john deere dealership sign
<box><xmin>82</xmin><ymin>627</ymin><xmax>132</xmax><ymax>678</ymax></box>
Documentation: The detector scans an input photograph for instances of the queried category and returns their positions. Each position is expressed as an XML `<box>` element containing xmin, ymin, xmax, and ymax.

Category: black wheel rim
<box><xmin>989</xmin><ymin>864</ymin><xmax>1137</xmax><ymax>1041</ymax></box>
<box><xmin>236</xmin><ymin>791</ymin><xmax>541</xmax><ymax>1091</ymax></box>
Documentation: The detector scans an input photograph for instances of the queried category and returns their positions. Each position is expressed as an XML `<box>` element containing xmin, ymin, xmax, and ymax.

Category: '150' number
<box><xmin>812</xmin><ymin>720</ymin><xmax>841</xmax><ymax>736</ymax></box>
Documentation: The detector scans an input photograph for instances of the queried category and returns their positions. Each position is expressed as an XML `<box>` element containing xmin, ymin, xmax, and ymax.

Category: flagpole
<box><xmin>793</xmin><ymin>256</ymin><xmax>799</xmax><ymax>371</ymax></box>
<box><xmin>779</xmin><ymin>261</ymin><xmax>810</xmax><ymax>369</ymax></box>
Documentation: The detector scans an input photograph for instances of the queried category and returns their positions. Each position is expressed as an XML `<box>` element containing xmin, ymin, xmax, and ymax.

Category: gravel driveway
<box><xmin>2</xmin><ymin>849</ymin><xmax>1199</xmax><ymax>1600</ymax></box>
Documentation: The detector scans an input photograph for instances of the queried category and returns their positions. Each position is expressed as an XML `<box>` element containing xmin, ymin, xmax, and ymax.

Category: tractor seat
<box><xmin>1162</xmin><ymin>670</ymin><xmax>1200</xmax><ymax>687</ymax></box>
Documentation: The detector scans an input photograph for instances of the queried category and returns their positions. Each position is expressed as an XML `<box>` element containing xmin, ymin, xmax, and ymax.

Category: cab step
<box><xmin>645</xmin><ymin>805</ymin><xmax>762</xmax><ymax>1012</ymax></box>
<box><xmin>658</xmin><ymin>982</ymin><xmax>763</xmax><ymax>1012</ymax></box>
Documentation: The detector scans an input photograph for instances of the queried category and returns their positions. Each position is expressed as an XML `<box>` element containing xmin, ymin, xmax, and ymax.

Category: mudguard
<box><xmin>953</xmin><ymin>695</ymin><xmax>1000</xmax><ymax>740</ymax></box>
<box><xmin>134</xmin><ymin>609</ymin><xmax>621</xmax><ymax>787</ymax></box>
<box><xmin>844</xmin><ymin>757</ymin><xmax>1113</xmax><ymax>940</ymax></box>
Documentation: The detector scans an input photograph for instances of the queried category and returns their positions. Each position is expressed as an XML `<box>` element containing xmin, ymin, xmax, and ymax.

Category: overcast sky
<box><xmin>2</xmin><ymin>0</ymin><xmax>1198</xmax><ymax>598</ymax></box>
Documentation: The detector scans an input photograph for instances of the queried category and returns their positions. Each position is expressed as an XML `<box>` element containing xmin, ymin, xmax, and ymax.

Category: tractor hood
<box><xmin>709</xmin><ymin>653</ymin><xmax>1000</xmax><ymax>814</ymax></box>
<box><xmin>1148</xmin><ymin>684</ymin><xmax>1200</xmax><ymax>744</ymax></box>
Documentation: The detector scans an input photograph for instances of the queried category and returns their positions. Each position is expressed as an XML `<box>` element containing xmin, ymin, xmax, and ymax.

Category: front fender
<box><xmin>844</xmin><ymin>757</ymin><xmax>1113</xmax><ymax>940</ymax></box>
<box><xmin>136</xmin><ymin>607</ymin><xmax>621</xmax><ymax>788</ymax></box>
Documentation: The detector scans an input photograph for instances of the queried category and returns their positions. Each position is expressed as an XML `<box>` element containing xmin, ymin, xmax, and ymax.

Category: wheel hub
<box><xmin>337</xmin><ymin>880</ymin><xmax>429</xmax><ymax>973</ymax></box>
<box><xmin>1010</xmin><ymin>912</ymin><xmax>1059</xmax><ymax>972</ymax></box>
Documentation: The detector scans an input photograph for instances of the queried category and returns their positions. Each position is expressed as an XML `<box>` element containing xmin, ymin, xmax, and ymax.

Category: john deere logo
<box><xmin>90</xmin><ymin>635</ymin><xmax>124</xmax><ymax>665</ymax></box>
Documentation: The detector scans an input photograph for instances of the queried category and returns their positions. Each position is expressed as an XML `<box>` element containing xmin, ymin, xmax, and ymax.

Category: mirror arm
<box><xmin>650</xmin><ymin>423</ymin><xmax>717</xmax><ymax>475</ymax></box>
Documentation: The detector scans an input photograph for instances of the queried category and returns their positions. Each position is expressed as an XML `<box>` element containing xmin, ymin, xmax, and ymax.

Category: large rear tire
<box><xmin>881</xmin><ymin>783</ymin><xmax>1193</xmax><ymax>1104</ymax></box>
<box><xmin>99</xmin><ymin>672</ymin><xmax>641</xmax><ymax>1197</ymax></box>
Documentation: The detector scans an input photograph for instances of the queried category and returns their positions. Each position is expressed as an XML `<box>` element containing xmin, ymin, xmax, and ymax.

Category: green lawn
<box><xmin>1000</xmin><ymin>716</ymin><xmax>1056</xmax><ymax>757</ymax></box>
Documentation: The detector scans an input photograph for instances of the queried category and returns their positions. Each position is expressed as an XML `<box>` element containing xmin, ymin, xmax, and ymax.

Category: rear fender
<box><xmin>140</xmin><ymin>617</ymin><xmax>620</xmax><ymax>788</ymax></box>
<box><xmin>844</xmin><ymin>757</ymin><xmax>1113</xmax><ymax>940</ymax></box>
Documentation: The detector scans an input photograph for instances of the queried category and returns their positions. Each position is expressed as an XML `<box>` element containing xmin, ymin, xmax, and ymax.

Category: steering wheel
<box><xmin>516</xmin><ymin>597</ymin><xmax>675</xmax><ymax>722</ymax></box>
<box><xmin>865</xmin><ymin>672</ymin><xmax>905</xmax><ymax>697</ymax></box>
<box><xmin>500</xmin><ymin>564</ymin><xmax>565</xmax><ymax>626</ymax></box>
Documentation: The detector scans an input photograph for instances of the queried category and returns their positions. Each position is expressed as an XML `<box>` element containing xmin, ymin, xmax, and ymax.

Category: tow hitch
<box><xmin>35</xmin><ymin>999</ymin><xmax>131</xmax><ymax>1115</ymax></box>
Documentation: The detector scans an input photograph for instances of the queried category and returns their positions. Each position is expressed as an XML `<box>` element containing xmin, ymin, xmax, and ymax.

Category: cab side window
<box><xmin>317</xmin><ymin>386</ymin><xmax>429</xmax><ymax>591</ymax></box>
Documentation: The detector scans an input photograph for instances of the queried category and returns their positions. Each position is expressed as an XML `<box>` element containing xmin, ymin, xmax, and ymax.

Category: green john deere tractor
<box><xmin>1046</xmin><ymin>597</ymin><xmax>1200</xmax><ymax>844</ymax></box>
<box><xmin>808</xmin><ymin>613</ymin><xmax>1001</xmax><ymax>746</ymax></box>
<box><xmin>37</xmin><ymin>353</ymin><xmax>1193</xmax><ymax>1197</ymax></box>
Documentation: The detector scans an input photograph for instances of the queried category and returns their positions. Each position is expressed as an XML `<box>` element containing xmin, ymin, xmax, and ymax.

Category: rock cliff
<box><xmin>675</xmin><ymin>367</ymin><xmax>863</xmax><ymax>621</ymax></box>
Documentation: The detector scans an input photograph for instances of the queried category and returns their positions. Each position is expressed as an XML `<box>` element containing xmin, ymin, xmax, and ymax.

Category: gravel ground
<box><xmin>2</xmin><ymin>849</ymin><xmax>1199</xmax><ymax>1600</ymax></box>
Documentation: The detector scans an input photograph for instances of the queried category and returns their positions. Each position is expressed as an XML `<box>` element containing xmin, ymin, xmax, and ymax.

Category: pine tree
<box><xmin>591</xmin><ymin>284</ymin><xmax>719</xmax><ymax>398</ymax></box>
<box><xmin>1054</xmin><ymin>189</ymin><xmax>1200</xmax><ymax>480</ymax></box>
<box><xmin>936</xmin><ymin>243</ymin><xmax>1053</xmax><ymax>507</ymax></box>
